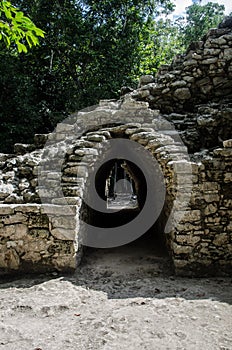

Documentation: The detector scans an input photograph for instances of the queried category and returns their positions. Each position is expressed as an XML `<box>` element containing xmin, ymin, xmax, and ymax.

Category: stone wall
<box><xmin>0</xmin><ymin>204</ymin><xmax>78</xmax><ymax>274</ymax></box>
<box><xmin>131</xmin><ymin>27</ymin><xmax>232</xmax><ymax>114</ymax></box>
<box><xmin>0</xmin><ymin>19</ymin><xmax>231</xmax><ymax>276</ymax></box>
<box><xmin>171</xmin><ymin>139</ymin><xmax>232</xmax><ymax>276</ymax></box>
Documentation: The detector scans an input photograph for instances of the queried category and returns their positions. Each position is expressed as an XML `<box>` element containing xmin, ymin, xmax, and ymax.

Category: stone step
<box><xmin>14</xmin><ymin>143</ymin><xmax>36</xmax><ymax>155</ymax></box>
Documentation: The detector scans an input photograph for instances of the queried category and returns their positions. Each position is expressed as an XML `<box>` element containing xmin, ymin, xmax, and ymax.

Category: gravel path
<box><xmin>0</xmin><ymin>243</ymin><xmax>231</xmax><ymax>350</ymax></box>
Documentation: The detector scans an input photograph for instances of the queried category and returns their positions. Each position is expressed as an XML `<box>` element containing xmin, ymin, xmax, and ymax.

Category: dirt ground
<box><xmin>0</xmin><ymin>239</ymin><xmax>232</xmax><ymax>350</ymax></box>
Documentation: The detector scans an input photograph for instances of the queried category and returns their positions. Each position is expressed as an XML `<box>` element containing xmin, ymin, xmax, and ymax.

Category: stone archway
<box><xmin>0</xmin><ymin>98</ymin><xmax>231</xmax><ymax>276</ymax></box>
<box><xmin>60</xmin><ymin>119</ymin><xmax>189</xmax><ymax>270</ymax></box>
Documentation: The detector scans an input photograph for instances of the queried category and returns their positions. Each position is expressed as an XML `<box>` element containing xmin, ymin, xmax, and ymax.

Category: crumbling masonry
<box><xmin>0</xmin><ymin>19</ymin><xmax>231</xmax><ymax>276</ymax></box>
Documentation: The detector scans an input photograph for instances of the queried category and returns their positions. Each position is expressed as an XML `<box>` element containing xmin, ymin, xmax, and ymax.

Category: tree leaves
<box><xmin>180</xmin><ymin>2</ymin><xmax>225</xmax><ymax>49</ymax></box>
<box><xmin>0</xmin><ymin>0</ymin><xmax>45</xmax><ymax>52</ymax></box>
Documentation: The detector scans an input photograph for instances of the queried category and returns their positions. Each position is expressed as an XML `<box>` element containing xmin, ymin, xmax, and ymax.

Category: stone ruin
<box><xmin>0</xmin><ymin>19</ymin><xmax>231</xmax><ymax>277</ymax></box>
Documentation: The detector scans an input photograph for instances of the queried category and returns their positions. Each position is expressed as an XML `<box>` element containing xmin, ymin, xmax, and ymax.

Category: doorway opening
<box><xmin>80</xmin><ymin>156</ymin><xmax>171</xmax><ymax>275</ymax></box>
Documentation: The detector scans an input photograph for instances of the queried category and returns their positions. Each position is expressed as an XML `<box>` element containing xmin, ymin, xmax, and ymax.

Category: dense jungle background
<box><xmin>0</xmin><ymin>0</ymin><xmax>227</xmax><ymax>152</ymax></box>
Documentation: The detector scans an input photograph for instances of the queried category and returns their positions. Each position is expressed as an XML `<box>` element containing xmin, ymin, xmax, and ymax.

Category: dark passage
<box><xmin>81</xmin><ymin>158</ymin><xmax>171</xmax><ymax>275</ymax></box>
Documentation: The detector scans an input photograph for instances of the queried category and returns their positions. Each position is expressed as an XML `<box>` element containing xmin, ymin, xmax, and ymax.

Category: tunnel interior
<box><xmin>81</xmin><ymin>157</ymin><xmax>170</xmax><ymax>265</ymax></box>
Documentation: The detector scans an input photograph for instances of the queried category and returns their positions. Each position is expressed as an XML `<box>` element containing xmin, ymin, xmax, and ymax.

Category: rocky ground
<box><xmin>0</xmin><ymin>238</ymin><xmax>232</xmax><ymax>350</ymax></box>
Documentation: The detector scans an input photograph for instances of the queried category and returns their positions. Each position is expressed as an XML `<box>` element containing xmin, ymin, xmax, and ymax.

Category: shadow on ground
<box><xmin>0</xmin><ymin>230</ymin><xmax>232</xmax><ymax>305</ymax></box>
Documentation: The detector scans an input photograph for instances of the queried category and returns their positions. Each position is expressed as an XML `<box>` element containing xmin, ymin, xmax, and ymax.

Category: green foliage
<box><xmin>3</xmin><ymin>0</ymin><xmax>226</xmax><ymax>153</ymax></box>
<box><xmin>138</xmin><ymin>18</ymin><xmax>185</xmax><ymax>75</ymax></box>
<box><xmin>180</xmin><ymin>2</ymin><xmax>225</xmax><ymax>49</ymax></box>
<box><xmin>0</xmin><ymin>0</ymin><xmax>45</xmax><ymax>52</ymax></box>
<box><xmin>0</xmin><ymin>0</ymin><xmax>178</xmax><ymax>153</ymax></box>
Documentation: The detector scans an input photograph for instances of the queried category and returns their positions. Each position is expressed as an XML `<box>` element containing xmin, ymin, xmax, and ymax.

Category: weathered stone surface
<box><xmin>223</xmin><ymin>139</ymin><xmax>232</xmax><ymax>148</ymax></box>
<box><xmin>139</xmin><ymin>75</ymin><xmax>154</xmax><ymax>86</ymax></box>
<box><xmin>0</xmin><ymin>19</ymin><xmax>232</xmax><ymax>277</ymax></box>
<box><xmin>173</xmin><ymin>88</ymin><xmax>191</xmax><ymax>100</ymax></box>
<box><xmin>51</xmin><ymin>228</ymin><xmax>75</xmax><ymax>241</ymax></box>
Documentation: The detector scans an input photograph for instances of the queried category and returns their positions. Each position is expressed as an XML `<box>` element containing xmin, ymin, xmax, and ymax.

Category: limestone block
<box><xmin>137</xmin><ymin>89</ymin><xmax>150</xmax><ymax>98</ymax></box>
<box><xmin>18</xmin><ymin>166</ymin><xmax>33</xmax><ymax>177</ymax></box>
<box><xmin>201</xmin><ymin>182</ymin><xmax>219</xmax><ymax>191</ymax></box>
<box><xmin>13</xmin><ymin>224</ymin><xmax>28</xmax><ymax>239</ymax></box>
<box><xmin>76</xmin><ymin>148</ymin><xmax>98</xmax><ymax>156</ymax></box>
<box><xmin>1</xmin><ymin>249</ymin><xmax>20</xmax><ymax>269</ymax></box>
<box><xmin>161</xmin><ymin>88</ymin><xmax>171</xmax><ymax>94</ymax></box>
<box><xmin>213</xmin><ymin>148</ymin><xmax>232</xmax><ymax>157</ymax></box>
<box><xmin>183</xmin><ymin>59</ymin><xmax>198</xmax><ymax>67</ymax></box>
<box><xmin>202</xmin><ymin>57</ymin><xmax>218</xmax><ymax>64</ymax></box>
<box><xmin>203</xmin><ymin>48</ymin><xmax>221</xmax><ymax>56</ymax></box>
<box><xmin>14</xmin><ymin>143</ymin><xmax>35</xmax><ymax>155</ymax></box>
<box><xmin>2</xmin><ymin>212</ymin><xmax>27</xmax><ymax>225</ymax></box>
<box><xmin>14</xmin><ymin>204</ymin><xmax>42</xmax><ymax>213</ymax></box>
<box><xmin>170</xmin><ymin>80</ymin><xmax>187</xmax><ymax>88</ymax></box>
<box><xmin>146</xmin><ymin>138</ymin><xmax>174</xmax><ymax>152</ymax></box>
<box><xmin>29</xmin><ymin>229</ymin><xmax>50</xmax><ymax>239</ymax></box>
<box><xmin>52</xmin><ymin>197</ymin><xmax>82</xmax><ymax>206</ymax></box>
<box><xmin>192</xmin><ymin>68</ymin><xmax>202</xmax><ymax>78</ymax></box>
<box><xmin>1</xmin><ymin>171</ymin><xmax>15</xmax><ymax>181</ymax></box>
<box><xmin>139</xmin><ymin>75</ymin><xmax>154</xmax><ymax>86</ymax></box>
<box><xmin>52</xmin><ymin>254</ymin><xmax>77</xmax><ymax>271</ymax></box>
<box><xmin>6</xmin><ymin>241</ymin><xmax>17</xmax><ymax>248</ymax></box>
<box><xmin>51</xmin><ymin>228</ymin><xmax>75</xmax><ymax>241</ymax></box>
<box><xmin>21</xmin><ymin>251</ymin><xmax>42</xmax><ymax>263</ymax></box>
<box><xmin>167</xmin><ymin>160</ymin><xmax>196</xmax><ymax>174</ymax></box>
<box><xmin>223</xmin><ymin>48</ymin><xmax>232</xmax><ymax>60</ymax></box>
<box><xmin>200</xmin><ymin>84</ymin><xmax>213</xmax><ymax>95</ymax></box>
<box><xmin>182</xmin><ymin>76</ymin><xmax>195</xmax><ymax>83</ymax></box>
<box><xmin>173</xmin><ymin>88</ymin><xmax>191</xmax><ymax>100</ymax></box>
<box><xmin>0</xmin><ymin>206</ymin><xmax>15</xmax><ymax>215</ymax></box>
<box><xmin>0</xmin><ymin>184</ymin><xmax>15</xmax><ymax>199</ymax></box>
<box><xmin>64</xmin><ymin>165</ymin><xmax>88</xmax><ymax>177</ymax></box>
<box><xmin>204</xmin><ymin>203</ymin><xmax>218</xmax><ymax>215</ymax></box>
<box><xmin>126</xmin><ymin>127</ymin><xmax>148</xmax><ymax>136</ymax></box>
<box><xmin>210</xmin><ymin>37</ymin><xmax>227</xmax><ymax>45</ymax></box>
<box><xmin>28</xmin><ymin>213</ymin><xmax>49</xmax><ymax>228</ymax></box>
<box><xmin>224</xmin><ymin>172</ymin><xmax>232</xmax><ymax>183</ymax></box>
<box><xmin>175</xmin><ymin>222</ymin><xmax>202</xmax><ymax>232</ymax></box>
<box><xmin>213</xmin><ymin>76</ymin><xmax>226</xmax><ymax>87</ymax></box>
<box><xmin>173</xmin><ymin>242</ymin><xmax>193</xmax><ymax>255</ymax></box>
<box><xmin>62</xmin><ymin>186</ymin><xmax>83</xmax><ymax>197</ymax></box>
<box><xmin>196</xmin><ymin>77</ymin><xmax>211</xmax><ymax>87</ymax></box>
<box><xmin>61</xmin><ymin>177</ymin><xmax>85</xmax><ymax>187</ymax></box>
<box><xmin>30</xmin><ymin>178</ymin><xmax>38</xmax><ymax>188</ymax></box>
<box><xmin>130</xmin><ymin>132</ymin><xmax>156</xmax><ymax>145</ymax></box>
<box><xmin>22</xmin><ymin>190</ymin><xmax>41</xmax><ymax>203</ymax></box>
<box><xmin>4</xmin><ymin>193</ymin><xmax>24</xmax><ymax>204</ymax></box>
<box><xmin>223</xmin><ymin>139</ymin><xmax>232</xmax><ymax>148</ymax></box>
<box><xmin>23</xmin><ymin>238</ymin><xmax>51</xmax><ymax>254</ymax></box>
<box><xmin>175</xmin><ymin>234</ymin><xmax>201</xmax><ymax>246</ymax></box>
<box><xmin>205</xmin><ymin>216</ymin><xmax>221</xmax><ymax>224</ymax></box>
<box><xmin>121</xmin><ymin>98</ymin><xmax>149</xmax><ymax>110</ymax></box>
<box><xmin>41</xmin><ymin>204</ymin><xmax>76</xmax><ymax>216</ymax></box>
<box><xmin>213</xmin><ymin>233</ymin><xmax>228</xmax><ymax>246</ymax></box>
<box><xmin>0</xmin><ymin>224</ymin><xmax>28</xmax><ymax>239</ymax></box>
<box><xmin>85</xmin><ymin>134</ymin><xmax>106</xmax><ymax>142</ymax></box>
<box><xmin>174</xmin><ymin>210</ymin><xmax>201</xmax><ymax>223</ymax></box>
<box><xmin>223</xmin><ymin>33</ymin><xmax>232</xmax><ymax>41</ymax></box>
<box><xmin>51</xmin><ymin>216</ymin><xmax>76</xmax><ymax>230</ymax></box>
<box><xmin>56</xmin><ymin>123</ymin><xmax>74</xmax><ymax>133</ymax></box>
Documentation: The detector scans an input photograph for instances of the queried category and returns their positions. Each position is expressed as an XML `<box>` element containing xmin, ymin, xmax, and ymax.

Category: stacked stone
<box><xmin>0</xmin><ymin>204</ymin><xmax>78</xmax><ymax>274</ymax></box>
<box><xmin>0</xmin><ymin>151</ymin><xmax>41</xmax><ymax>204</ymax></box>
<box><xmin>128</xmin><ymin>22</ymin><xmax>232</xmax><ymax>114</ymax></box>
<box><xmin>0</xmin><ymin>19</ymin><xmax>232</xmax><ymax>276</ymax></box>
<box><xmin>169</xmin><ymin>139</ymin><xmax>232</xmax><ymax>276</ymax></box>
<box><xmin>163</xmin><ymin>102</ymin><xmax>232</xmax><ymax>153</ymax></box>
